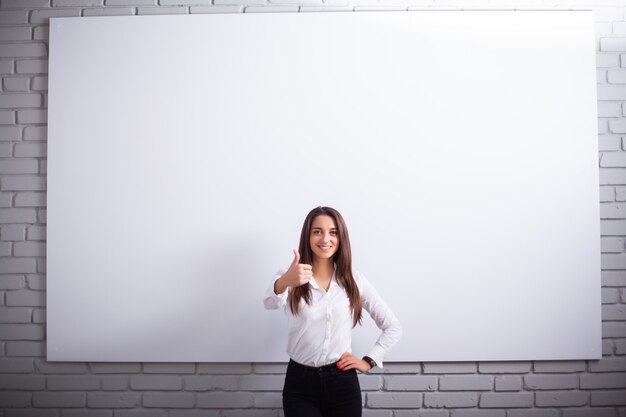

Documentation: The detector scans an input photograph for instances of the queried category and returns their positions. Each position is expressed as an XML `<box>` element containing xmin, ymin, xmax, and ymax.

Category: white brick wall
<box><xmin>0</xmin><ymin>0</ymin><xmax>625</xmax><ymax>415</ymax></box>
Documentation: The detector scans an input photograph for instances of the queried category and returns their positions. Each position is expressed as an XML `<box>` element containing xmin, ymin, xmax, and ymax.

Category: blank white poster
<box><xmin>47</xmin><ymin>11</ymin><xmax>600</xmax><ymax>362</ymax></box>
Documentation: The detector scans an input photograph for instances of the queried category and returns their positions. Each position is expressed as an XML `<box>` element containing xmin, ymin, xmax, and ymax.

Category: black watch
<box><xmin>363</xmin><ymin>356</ymin><xmax>377</xmax><ymax>370</ymax></box>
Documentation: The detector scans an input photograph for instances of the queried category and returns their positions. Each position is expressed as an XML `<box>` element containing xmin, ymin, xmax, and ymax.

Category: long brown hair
<box><xmin>287</xmin><ymin>206</ymin><xmax>363</xmax><ymax>328</ymax></box>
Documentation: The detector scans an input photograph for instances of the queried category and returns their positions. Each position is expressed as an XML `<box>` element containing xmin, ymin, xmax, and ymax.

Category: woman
<box><xmin>263</xmin><ymin>206</ymin><xmax>402</xmax><ymax>417</ymax></box>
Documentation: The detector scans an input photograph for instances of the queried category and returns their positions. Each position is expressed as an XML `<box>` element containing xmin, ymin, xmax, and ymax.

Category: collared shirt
<box><xmin>263</xmin><ymin>267</ymin><xmax>402</xmax><ymax>368</ymax></box>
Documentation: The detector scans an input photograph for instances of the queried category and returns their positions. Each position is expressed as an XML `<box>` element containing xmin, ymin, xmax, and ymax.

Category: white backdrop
<box><xmin>47</xmin><ymin>11</ymin><xmax>601</xmax><ymax>362</ymax></box>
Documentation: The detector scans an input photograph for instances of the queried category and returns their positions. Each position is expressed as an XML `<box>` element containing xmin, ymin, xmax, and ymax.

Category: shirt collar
<box><xmin>309</xmin><ymin>264</ymin><xmax>338</xmax><ymax>290</ymax></box>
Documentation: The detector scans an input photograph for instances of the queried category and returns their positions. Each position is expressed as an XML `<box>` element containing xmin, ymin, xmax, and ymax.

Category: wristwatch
<box><xmin>362</xmin><ymin>356</ymin><xmax>377</xmax><ymax>371</ymax></box>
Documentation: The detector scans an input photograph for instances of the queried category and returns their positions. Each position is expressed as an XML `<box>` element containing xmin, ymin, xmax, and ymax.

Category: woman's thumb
<box><xmin>291</xmin><ymin>249</ymin><xmax>300</xmax><ymax>266</ymax></box>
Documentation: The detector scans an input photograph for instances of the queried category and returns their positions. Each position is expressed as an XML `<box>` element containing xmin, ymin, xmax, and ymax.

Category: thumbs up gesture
<box><xmin>274</xmin><ymin>250</ymin><xmax>312</xmax><ymax>295</ymax></box>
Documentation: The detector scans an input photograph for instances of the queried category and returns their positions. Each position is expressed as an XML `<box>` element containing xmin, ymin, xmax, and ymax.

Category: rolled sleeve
<box><xmin>263</xmin><ymin>268</ymin><xmax>289</xmax><ymax>310</ymax></box>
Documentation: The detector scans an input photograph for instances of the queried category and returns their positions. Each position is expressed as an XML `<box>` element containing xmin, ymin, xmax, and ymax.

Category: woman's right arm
<box><xmin>263</xmin><ymin>268</ymin><xmax>289</xmax><ymax>310</ymax></box>
<box><xmin>273</xmin><ymin>275</ymin><xmax>289</xmax><ymax>295</ymax></box>
<box><xmin>263</xmin><ymin>250</ymin><xmax>312</xmax><ymax>310</ymax></box>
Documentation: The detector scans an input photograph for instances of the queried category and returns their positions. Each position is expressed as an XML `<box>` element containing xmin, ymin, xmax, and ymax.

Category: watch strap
<box><xmin>363</xmin><ymin>355</ymin><xmax>377</xmax><ymax>370</ymax></box>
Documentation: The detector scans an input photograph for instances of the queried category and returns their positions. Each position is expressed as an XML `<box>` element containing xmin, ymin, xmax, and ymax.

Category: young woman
<box><xmin>263</xmin><ymin>206</ymin><xmax>402</xmax><ymax>417</ymax></box>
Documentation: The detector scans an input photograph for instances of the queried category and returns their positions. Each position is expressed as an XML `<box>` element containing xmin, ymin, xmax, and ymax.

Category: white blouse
<box><xmin>263</xmin><ymin>267</ymin><xmax>402</xmax><ymax>368</ymax></box>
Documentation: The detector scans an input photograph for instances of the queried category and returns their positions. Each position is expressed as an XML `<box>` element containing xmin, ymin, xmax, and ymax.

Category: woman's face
<box><xmin>309</xmin><ymin>215</ymin><xmax>340</xmax><ymax>261</ymax></box>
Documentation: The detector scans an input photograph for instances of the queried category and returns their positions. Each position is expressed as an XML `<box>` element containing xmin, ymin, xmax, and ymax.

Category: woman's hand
<box><xmin>275</xmin><ymin>250</ymin><xmax>312</xmax><ymax>294</ymax></box>
<box><xmin>336</xmin><ymin>352</ymin><xmax>371</xmax><ymax>373</ymax></box>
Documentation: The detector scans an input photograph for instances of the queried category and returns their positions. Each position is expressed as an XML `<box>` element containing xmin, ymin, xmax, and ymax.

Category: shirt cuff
<box><xmin>366</xmin><ymin>344</ymin><xmax>387</xmax><ymax>369</ymax></box>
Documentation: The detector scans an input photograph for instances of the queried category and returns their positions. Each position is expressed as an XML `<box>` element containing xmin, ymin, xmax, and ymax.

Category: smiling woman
<box><xmin>263</xmin><ymin>206</ymin><xmax>403</xmax><ymax>417</ymax></box>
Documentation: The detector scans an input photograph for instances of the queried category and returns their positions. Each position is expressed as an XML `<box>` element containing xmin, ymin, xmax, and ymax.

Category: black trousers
<box><xmin>282</xmin><ymin>358</ymin><xmax>362</xmax><ymax>417</ymax></box>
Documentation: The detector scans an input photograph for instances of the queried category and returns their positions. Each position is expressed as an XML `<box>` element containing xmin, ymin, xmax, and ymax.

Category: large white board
<box><xmin>47</xmin><ymin>11</ymin><xmax>601</xmax><ymax>362</ymax></box>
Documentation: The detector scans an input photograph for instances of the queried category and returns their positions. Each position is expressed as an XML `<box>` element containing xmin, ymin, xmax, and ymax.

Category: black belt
<box><xmin>289</xmin><ymin>358</ymin><xmax>339</xmax><ymax>372</ymax></box>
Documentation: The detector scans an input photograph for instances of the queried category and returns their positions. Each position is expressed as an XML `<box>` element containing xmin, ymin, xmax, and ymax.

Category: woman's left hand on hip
<box><xmin>336</xmin><ymin>352</ymin><xmax>371</xmax><ymax>373</ymax></box>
